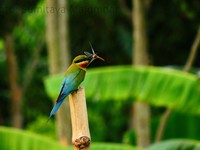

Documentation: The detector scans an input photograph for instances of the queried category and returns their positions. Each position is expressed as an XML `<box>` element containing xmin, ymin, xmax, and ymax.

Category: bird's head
<box><xmin>73</xmin><ymin>44</ymin><xmax>104</xmax><ymax>69</ymax></box>
<box><xmin>73</xmin><ymin>52</ymin><xmax>104</xmax><ymax>69</ymax></box>
<box><xmin>84</xmin><ymin>42</ymin><xmax>105</xmax><ymax>64</ymax></box>
<box><xmin>73</xmin><ymin>55</ymin><xmax>90</xmax><ymax>69</ymax></box>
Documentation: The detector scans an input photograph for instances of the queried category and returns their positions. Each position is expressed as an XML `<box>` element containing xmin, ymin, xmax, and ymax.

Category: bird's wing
<box><xmin>48</xmin><ymin>70</ymin><xmax>82</xmax><ymax>119</ymax></box>
<box><xmin>56</xmin><ymin>73</ymin><xmax>77</xmax><ymax>102</ymax></box>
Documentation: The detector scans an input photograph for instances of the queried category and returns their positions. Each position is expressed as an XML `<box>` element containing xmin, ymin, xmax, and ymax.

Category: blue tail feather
<box><xmin>48</xmin><ymin>96</ymin><xmax>67</xmax><ymax>120</ymax></box>
<box><xmin>47</xmin><ymin>75</ymin><xmax>76</xmax><ymax>121</ymax></box>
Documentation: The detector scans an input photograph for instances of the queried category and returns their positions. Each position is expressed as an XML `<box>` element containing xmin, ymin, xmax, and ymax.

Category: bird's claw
<box><xmin>72</xmin><ymin>87</ymin><xmax>83</xmax><ymax>94</ymax></box>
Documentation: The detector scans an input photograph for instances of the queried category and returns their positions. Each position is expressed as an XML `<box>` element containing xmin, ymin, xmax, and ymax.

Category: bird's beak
<box><xmin>93</xmin><ymin>55</ymin><xmax>105</xmax><ymax>61</ymax></box>
<box><xmin>84</xmin><ymin>51</ymin><xmax>105</xmax><ymax>63</ymax></box>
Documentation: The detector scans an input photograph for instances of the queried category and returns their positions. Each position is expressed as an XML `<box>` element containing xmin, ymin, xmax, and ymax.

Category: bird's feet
<box><xmin>72</xmin><ymin>87</ymin><xmax>83</xmax><ymax>94</ymax></box>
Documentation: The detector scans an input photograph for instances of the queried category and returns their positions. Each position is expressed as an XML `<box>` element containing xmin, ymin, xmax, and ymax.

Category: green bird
<box><xmin>48</xmin><ymin>48</ymin><xmax>104</xmax><ymax>119</ymax></box>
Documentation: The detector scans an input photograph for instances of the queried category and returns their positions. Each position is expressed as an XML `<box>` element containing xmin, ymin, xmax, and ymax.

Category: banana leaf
<box><xmin>90</xmin><ymin>143</ymin><xmax>141</xmax><ymax>150</ymax></box>
<box><xmin>44</xmin><ymin>66</ymin><xmax>200</xmax><ymax>115</ymax></box>
<box><xmin>0</xmin><ymin>126</ymin><xmax>66</xmax><ymax>150</ymax></box>
<box><xmin>147</xmin><ymin>139</ymin><xmax>200</xmax><ymax>150</ymax></box>
<box><xmin>3</xmin><ymin>126</ymin><xmax>200</xmax><ymax>150</ymax></box>
<box><xmin>0</xmin><ymin>126</ymin><xmax>139</xmax><ymax>150</ymax></box>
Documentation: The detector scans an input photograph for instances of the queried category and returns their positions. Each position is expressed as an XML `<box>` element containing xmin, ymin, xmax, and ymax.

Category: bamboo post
<box><xmin>69</xmin><ymin>87</ymin><xmax>91</xmax><ymax>150</ymax></box>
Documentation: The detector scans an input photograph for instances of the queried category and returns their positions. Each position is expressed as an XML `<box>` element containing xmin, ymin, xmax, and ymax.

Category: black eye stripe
<box><xmin>75</xmin><ymin>58</ymin><xmax>88</xmax><ymax>63</ymax></box>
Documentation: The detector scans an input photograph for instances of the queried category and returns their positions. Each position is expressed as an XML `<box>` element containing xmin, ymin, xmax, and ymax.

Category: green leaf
<box><xmin>44</xmin><ymin>73</ymin><xmax>63</xmax><ymax>100</ymax></box>
<box><xmin>147</xmin><ymin>139</ymin><xmax>200</xmax><ymax>150</ymax></box>
<box><xmin>44</xmin><ymin>66</ymin><xmax>200</xmax><ymax>115</ymax></box>
<box><xmin>0</xmin><ymin>126</ymin><xmax>139</xmax><ymax>150</ymax></box>
<box><xmin>0</xmin><ymin>39</ymin><xmax>3</xmax><ymax>51</ymax></box>
<box><xmin>0</xmin><ymin>126</ymin><xmax>66</xmax><ymax>150</ymax></box>
<box><xmin>90</xmin><ymin>143</ymin><xmax>141</xmax><ymax>150</ymax></box>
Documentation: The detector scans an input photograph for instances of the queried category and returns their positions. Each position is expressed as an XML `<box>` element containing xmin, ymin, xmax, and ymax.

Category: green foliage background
<box><xmin>0</xmin><ymin>0</ymin><xmax>200</xmax><ymax>148</ymax></box>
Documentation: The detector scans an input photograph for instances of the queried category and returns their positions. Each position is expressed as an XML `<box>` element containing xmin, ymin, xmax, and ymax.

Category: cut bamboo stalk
<box><xmin>69</xmin><ymin>87</ymin><xmax>91</xmax><ymax>150</ymax></box>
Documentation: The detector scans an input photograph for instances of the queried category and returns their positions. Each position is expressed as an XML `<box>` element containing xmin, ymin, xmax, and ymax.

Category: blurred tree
<box><xmin>148</xmin><ymin>0</ymin><xmax>200</xmax><ymax>66</ymax></box>
<box><xmin>4</xmin><ymin>33</ymin><xmax>22</xmax><ymax>128</ymax></box>
<box><xmin>0</xmin><ymin>0</ymin><xmax>39</xmax><ymax>128</ymax></box>
<box><xmin>45</xmin><ymin>0</ymin><xmax>71</xmax><ymax>145</ymax></box>
<box><xmin>155</xmin><ymin>26</ymin><xmax>200</xmax><ymax>142</ymax></box>
<box><xmin>132</xmin><ymin>0</ymin><xmax>151</xmax><ymax>147</ymax></box>
<box><xmin>11</xmin><ymin>1</ymin><xmax>50</xmax><ymax>128</ymax></box>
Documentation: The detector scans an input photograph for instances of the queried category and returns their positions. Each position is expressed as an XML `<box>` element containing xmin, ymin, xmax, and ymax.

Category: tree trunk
<box><xmin>46</xmin><ymin>0</ymin><xmax>71</xmax><ymax>146</ymax></box>
<box><xmin>58</xmin><ymin>0</ymin><xmax>71</xmax><ymax>70</ymax></box>
<box><xmin>4</xmin><ymin>33</ymin><xmax>23</xmax><ymax>128</ymax></box>
<box><xmin>131</xmin><ymin>0</ymin><xmax>151</xmax><ymax>147</ymax></box>
<box><xmin>133</xmin><ymin>0</ymin><xmax>149</xmax><ymax>65</ymax></box>
<box><xmin>46</xmin><ymin>0</ymin><xmax>60</xmax><ymax>74</ymax></box>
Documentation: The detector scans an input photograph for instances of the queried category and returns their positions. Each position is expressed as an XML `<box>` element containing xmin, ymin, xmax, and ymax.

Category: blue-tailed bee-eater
<box><xmin>48</xmin><ymin>47</ymin><xmax>104</xmax><ymax>120</ymax></box>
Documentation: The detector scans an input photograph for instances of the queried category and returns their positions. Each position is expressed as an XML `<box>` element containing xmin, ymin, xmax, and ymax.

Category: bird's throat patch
<box><xmin>78</xmin><ymin>61</ymin><xmax>88</xmax><ymax>69</ymax></box>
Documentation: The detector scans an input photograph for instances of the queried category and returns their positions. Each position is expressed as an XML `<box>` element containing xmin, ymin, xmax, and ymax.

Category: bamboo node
<box><xmin>73</xmin><ymin>136</ymin><xmax>90</xmax><ymax>149</ymax></box>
